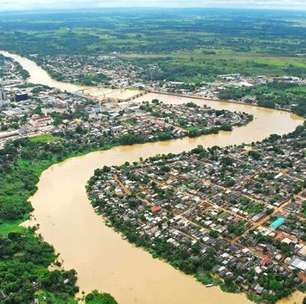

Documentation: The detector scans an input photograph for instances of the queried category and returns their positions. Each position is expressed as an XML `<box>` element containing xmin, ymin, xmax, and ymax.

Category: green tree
<box><xmin>85</xmin><ymin>290</ymin><xmax>118</xmax><ymax>304</ymax></box>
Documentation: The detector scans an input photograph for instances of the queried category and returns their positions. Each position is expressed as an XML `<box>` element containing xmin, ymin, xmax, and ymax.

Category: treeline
<box><xmin>129</xmin><ymin>57</ymin><xmax>306</xmax><ymax>83</ymax></box>
<box><xmin>85</xmin><ymin>290</ymin><xmax>118</xmax><ymax>304</ymax></box>
<box><xmin>0</xmin><ymin>136</ymin><xmax>119</xmax><ymax>303</ymax></box>
<box><xmin>0</xmin><ymin>139</ymin><xmax>79</xmax><ymax>302</ymax></box>
<box><xmin>218</xmin><ymin>82</ymin><xmax>306</xmax><ymax>116</ymax></box>
<box><xmin>1</xmin><ymin>9</ymin><xmax>306</xmax><ymax>56</ymax></box>
<box><xmin>87</xmin><ymin>122</ymin><xmax>306</xmax><ymax>304</ymax></box>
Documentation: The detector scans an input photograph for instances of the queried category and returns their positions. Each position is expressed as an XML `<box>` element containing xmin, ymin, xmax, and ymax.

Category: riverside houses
<box><xmin>88</xmin><ymin>125</ymin><xmax>306</xmax><ymax>302</ymax></box>
<box><xmin>0</xmin><ymin>56</ymin><xmax>252</xmax><ymax>150</ymax></box>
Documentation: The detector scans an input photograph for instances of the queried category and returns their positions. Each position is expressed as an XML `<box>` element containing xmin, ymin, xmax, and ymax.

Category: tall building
<box><xmin>0</xmin><ymin>86</ymin><xmax>7</xmax><ymax>101</ymax></box>
<box><xmin>0</xmin><ymin>85</ymin><xmax>8</xmax><ymax>108</ymax></box>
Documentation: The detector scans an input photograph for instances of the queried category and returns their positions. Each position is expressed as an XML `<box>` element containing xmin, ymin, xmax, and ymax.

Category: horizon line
<box><xmin>1</xmin><ymin>6</ymin><xmax>306</xmax><ymax>13</ymax></box>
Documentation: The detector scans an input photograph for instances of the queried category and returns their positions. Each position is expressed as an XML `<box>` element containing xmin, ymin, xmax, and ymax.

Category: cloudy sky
<box><xmin>1</xmin><ymin>0</ymin><xmax>306</xmax><ymax>11</ymax></box>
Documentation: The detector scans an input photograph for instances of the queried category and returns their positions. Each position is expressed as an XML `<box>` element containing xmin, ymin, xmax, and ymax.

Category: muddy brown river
<box><xmin>2</xmin><ymin>51</ymin><xmax>304</xmax><ymax>304</ymax></box>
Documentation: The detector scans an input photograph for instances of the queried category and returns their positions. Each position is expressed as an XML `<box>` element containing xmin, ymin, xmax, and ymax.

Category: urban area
<box><xmin>34</xmin><ymin>54</ymin><xmax>306</xmax><ymax>115</ymax></box>
<box><xmin>0</xmin><ymin>55</ymin><xmax>252</xmax><ymax>149</ymax></box>
<box><xmin>88</xmin><ymin>124</ymin><xmax>306</xmax><ymax>303</ymax></box>
<box><xmin>0</xmin><ymin>47</ymin><xmax>305</xmax><ymax>304</ymax></box>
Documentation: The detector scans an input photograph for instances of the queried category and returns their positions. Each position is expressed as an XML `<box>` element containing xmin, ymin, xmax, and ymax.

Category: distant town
<box><xmin>33</xmin><ymin>54</ymin><xmax>306</xmax><ymax>112</ymax></box>
<box><xmin>0</xmin><ymin>54</ymin><xmax>252</xmax><ymax>149</ymax></box>
<box><xmin>2</xmin><ymin>53</ymin><xmax>305</xmax><ymax>150</ymax></box>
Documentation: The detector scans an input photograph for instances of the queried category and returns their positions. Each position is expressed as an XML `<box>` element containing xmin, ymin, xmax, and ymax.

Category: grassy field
<box><xmin>29</xmin><ymin>134</ymin><xmax>59</xmax><ymax>144</ymax></box>
<box><xmin>1</xmin><ymin>9</ymin><xmax>306</xmax><ymax>81</ymax></box>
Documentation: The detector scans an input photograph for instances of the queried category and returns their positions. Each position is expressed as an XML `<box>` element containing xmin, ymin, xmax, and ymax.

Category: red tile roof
<box><xmin>151</xmin><ymin>205</ymin><xmax>161</xmax><ymax>213</ymax></box>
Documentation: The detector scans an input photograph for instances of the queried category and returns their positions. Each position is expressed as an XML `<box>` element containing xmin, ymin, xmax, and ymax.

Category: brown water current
<box><xmin>2</xmin><ymin>51</ymin><xmax>304</xmax><ymax>304</ymax></box>
<box><xmin>0</xmin><ymin>51</ymin><xmax>139</xmax><ymax>100</ymax></box>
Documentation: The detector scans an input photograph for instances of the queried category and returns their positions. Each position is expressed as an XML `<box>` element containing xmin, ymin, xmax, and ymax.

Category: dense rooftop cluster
<box><xmin>0</xmin><ymin>82</ymin><xmax>92</xmax><ymax>149</ymax></box>
<box><xmin>32</xmin><ymin>55</ymin><xmax>306</xmax><ymax>117</ymax></box>
<box><xmin>1</xmin><ymin>54</ymin><xmax>305</xmax><ymax>304</ymax></box>
<box><xmin>87</xmin><ymin>124</ymin><xmax>306</xmax><ymax>303</ymax></box>
<box><xmin>34</xmin><ymin>54</ymin><xmax>147</xmax><ymax>87</ymax></box>
<box><xmin>0</xmin><ymin>56</ymin><xmax>252</xmax><ymax>149</ymax></box>
<box><xmin>54</xmin><ymin>99</ymin><xmax>251</xmax><ymax>149</ymax></box>
<box><xmin>2</xmin><ymin>9</ymin><xmax>306</xmax><ymax>304</ymax></box>
<box><xmin>0</xmin><ymin>55</ymin><xmax>29</xmax><ymax>84</ymax></box>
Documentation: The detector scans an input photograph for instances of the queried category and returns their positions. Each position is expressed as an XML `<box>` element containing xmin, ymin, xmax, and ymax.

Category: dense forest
<box><xmin>0</xmin><ymin>137</ymin><xmax>78</xmax><ymax>303</ymax></box>
<box><xmin>0</xmin><ymin>133</ymin><xmax>125</xmax><ymax>303</ymax></box>
<box><xmin>1</xmin><ymin>9</ymin><xmax>306</xmax><ymax>55</ymax></box>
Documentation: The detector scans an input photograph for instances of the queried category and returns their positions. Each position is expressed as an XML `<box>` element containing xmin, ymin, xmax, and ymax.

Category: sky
<box><xmin>1</xmin><ymin>0</ymin><xmax>306</xmax><ymax>11</ymax></box>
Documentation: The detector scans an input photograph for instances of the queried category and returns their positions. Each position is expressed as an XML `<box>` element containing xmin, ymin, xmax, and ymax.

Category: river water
<box><xmin>0</xmin><ymin>51</ymin><xmax>139</xmax><ymax>100</ymax></box>
<box><xmin>1</xmin><ymin>51</ymin><xmax>304</xmax><ymax>304</ymax></box>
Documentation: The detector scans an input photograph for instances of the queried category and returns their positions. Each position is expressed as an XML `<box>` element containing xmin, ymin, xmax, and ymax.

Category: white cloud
<box><xmin>0</xmin><ymin>0</ymin><xmax>306</xmax><ymax>11</ymax></box>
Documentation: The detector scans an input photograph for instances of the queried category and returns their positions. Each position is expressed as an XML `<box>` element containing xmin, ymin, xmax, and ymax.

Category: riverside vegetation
<box><xmin>0</xmin><ymin>98</ymin><xmax>252</xmax><ymax>302</ymax></box>
<box><xmin>1</xmin><ymin>8</ymin><xmax>306</xmax><ymax>304</ymax></box>
<box><xmin>218</xmin><ymin>81</ymin><xmax>306</xmax><ymax>117</ymax></box>
<box><xmin>87</xmin><ymin>122</ymin><xmax>306</xmax><ymax>304</ymax></box>
<box><xmin>0</xmin><ymin>75</ymin><xmax>253</xmax><ymax>303</ymax></box>
<box><xmin>0</xmin><ymin>134</ymin><xmax>119</xmax><ymax>303</ymax></box>
<box><xmin>1</xmin><ymin>9</ymin><xmax>306</xmax><ymax>115</ymax></box>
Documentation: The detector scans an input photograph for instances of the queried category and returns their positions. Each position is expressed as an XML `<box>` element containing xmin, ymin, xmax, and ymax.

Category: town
<box><xmin>1</xmin><ymin>48</ymin><xmax>305</xmax><ymax>304</ymax></box>
<box><xmin>31</xmin><ymin>54</ymin><xmax>306</xmax><ymax>115</ymax></box>
<box><xmin>0</xmin><ymin>55</ymin><xmax>252</xmax><ymax>150</ymax></box>
<box><xmin>87</xmin><ymin>124</ymin><xmax>306</xmax><ymax>303</ymax></box>
<box><xmin>1</xmin><ymin>6</ymin><xmax>306</xmax><ymax>304</ymax></box>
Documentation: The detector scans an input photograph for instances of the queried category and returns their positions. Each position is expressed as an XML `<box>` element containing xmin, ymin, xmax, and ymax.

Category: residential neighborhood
<box><xmin>32</xmin><ymin>54</ymin><xmax>306</xmax><ymax>115</ymax></box>
<box><xmin>88</xmin><ymin>126</ymin><xmax>306</xmax><ymax>303</ymax></box>
<box><xmin>0</xmin><ymin>55</ymin><xmax>252</xmax><ymax>149</ymax></box>
<box><xmin>1</xmin><ymin>6</ymin><xmax>306</xmax><ymax>304</ymax></box>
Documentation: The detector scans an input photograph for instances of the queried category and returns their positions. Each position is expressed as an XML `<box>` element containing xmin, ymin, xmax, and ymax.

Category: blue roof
<box><xmin>270</xmin><ymin>217</ymin><xmax>285</xmax><ymax>230</ymax></box>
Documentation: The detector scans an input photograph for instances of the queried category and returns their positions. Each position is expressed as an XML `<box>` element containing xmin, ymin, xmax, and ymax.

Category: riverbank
<box><xmin>149</xmin><ymin>90</ymin><xmax>296</xmax><ymax>114</ymax></box>
<box><xmin>1</xmin><ymin>50</ymin><xmax>304</xmax><ymax>304</ymax></box>
<box><xmin>86</xmin><ymin>123</ymin><xmax>306</xmax><ymax>303</ymax></box>
<box><xmin>0</xmin><ymin>50</ymin><xmax>141</xmax><ymax>102</ymax></box>
<box><xmin>28</xmin><ymin>100</ymin><xmax>303</xmax><ymax>304</ymax></box>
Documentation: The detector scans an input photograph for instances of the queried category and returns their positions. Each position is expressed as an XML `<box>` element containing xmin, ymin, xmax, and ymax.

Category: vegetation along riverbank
<box><xmin>87</xmin><ymin>122</ymin><xmax>306</xmax><ymax>304</ymax></box>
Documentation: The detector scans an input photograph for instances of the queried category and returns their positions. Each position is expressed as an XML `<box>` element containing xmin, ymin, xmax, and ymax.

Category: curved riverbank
<box><xmin>3</xmin><ymin>51</ymin><xmax>304</xmax><ymax>304</ymax></box>
<box><xmin>0</xmin><ymin>50</ymin><xmax>140</xmax><ymax>101</ymax></box>
<box><xmin>28</xmin><ymin>101</ymin><xmax>303</xmax><ymax>304</ymax></box>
